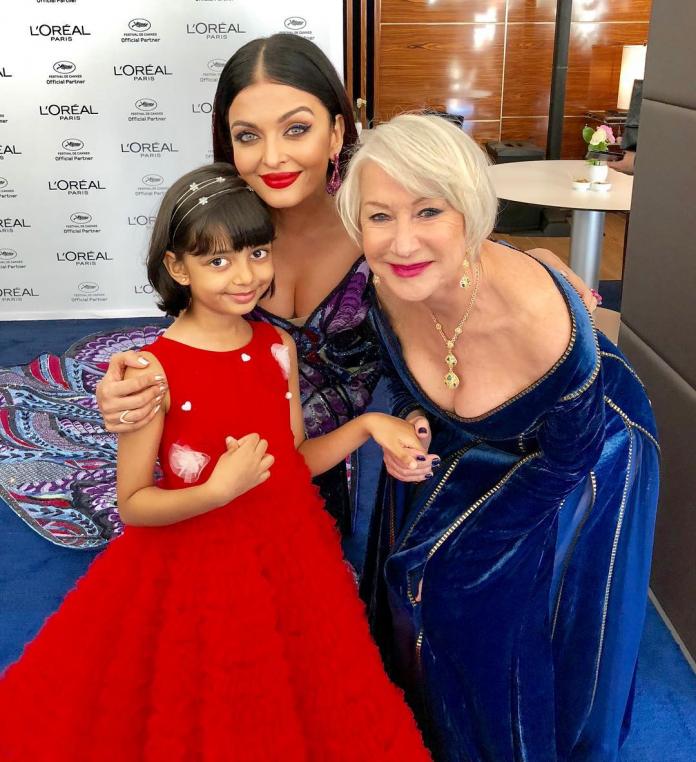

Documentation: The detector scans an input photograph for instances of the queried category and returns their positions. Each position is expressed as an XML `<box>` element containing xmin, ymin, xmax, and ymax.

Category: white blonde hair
<box><xmin>336</xmin><ymin>113</ymin><xmax>497</xmax><ymax>256</ymax></box>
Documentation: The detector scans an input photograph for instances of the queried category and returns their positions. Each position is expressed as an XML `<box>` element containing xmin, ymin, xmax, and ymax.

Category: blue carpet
<box><xmin>1</xmin><ymin>318</ymin><xmax>695</xmax><ymax>760</ymax></box>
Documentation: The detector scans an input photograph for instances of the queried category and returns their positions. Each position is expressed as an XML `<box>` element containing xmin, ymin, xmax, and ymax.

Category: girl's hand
<box><xmin>204</xmin><ymin>433</ymin><xmax>275</xmax><ymax>507</ymax></box>
<box><xmin>383</xmin><ymin>413</ymin><xmax>439</xmax><ymax>483</ymax></box>
<box><xmin>366</xmin><ymin>413</ymin><xmax>438</xmax><ymax>482</ymax></box>
<box><xmin>97</xmin><ymin>351</ymin><xmax>167</xmax><ymax>433</ymax></box>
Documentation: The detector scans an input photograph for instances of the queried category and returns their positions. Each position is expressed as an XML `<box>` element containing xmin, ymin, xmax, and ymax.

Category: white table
<box><xmin>488</xmin><ymin>160</ymin><xmax>633</xmax><ymax>287</ymax></box>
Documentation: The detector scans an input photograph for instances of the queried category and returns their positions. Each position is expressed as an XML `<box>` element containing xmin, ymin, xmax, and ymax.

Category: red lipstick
<box><xmin>389</xmin><ymin>262</ymin><xmax>432</xmax><ymax>278</ymax></box>
<box><xmin>260</xmin><ymin>172</ymin><xmax>301</xmax><ymax>189</ymax></box>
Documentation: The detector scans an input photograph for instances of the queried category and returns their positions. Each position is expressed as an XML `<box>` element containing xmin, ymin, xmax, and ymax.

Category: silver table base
<box><xmin>570</xmin><ymin>209</ymin><xmax>606</xmax><ymax>289</ymax></box>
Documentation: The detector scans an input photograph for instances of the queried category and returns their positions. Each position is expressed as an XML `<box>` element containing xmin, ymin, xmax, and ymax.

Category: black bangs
<box><xmin>172</xmin><ymin>188</ymin><xmax>275</xmax><ymax>256</ymax></box>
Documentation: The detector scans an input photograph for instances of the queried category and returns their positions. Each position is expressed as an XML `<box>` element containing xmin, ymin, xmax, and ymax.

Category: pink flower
<box><xmin>597</xmin><ymin>124</ymin><xmax>616</xmax><ymax>144</ymax></box>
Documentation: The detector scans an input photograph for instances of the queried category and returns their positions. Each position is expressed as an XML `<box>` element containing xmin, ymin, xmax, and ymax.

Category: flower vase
<box><xmin>586</xmin><ymin>161</ymin><xmax>609</xmax><ymax>182</ymax></box>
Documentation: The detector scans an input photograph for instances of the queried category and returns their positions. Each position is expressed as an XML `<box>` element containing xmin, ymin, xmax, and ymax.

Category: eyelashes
<box><xmin>231</xmin><ymin>123</ymin><xmax>312</xmax><ymax>144</ymax></box>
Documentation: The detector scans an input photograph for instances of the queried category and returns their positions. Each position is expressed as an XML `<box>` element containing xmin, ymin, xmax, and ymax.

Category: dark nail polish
<box><xmin>416</xmin><ymin>455</ymin><xmax>427</xmax><ymax>462</ymax></box>
<box><xmin>431</xmin><ymin>459</ymin><xmax>441</xmax><ymax>468</ymax></box>
<box><xmin>418</xmin><ymin>427</ymin><xmax>428</xmax><ymax>434</ymax></box>
<box><xmin>424</xmin><ymin>472</ymin><xmax>433</xmax><ymax>480</ymax></box>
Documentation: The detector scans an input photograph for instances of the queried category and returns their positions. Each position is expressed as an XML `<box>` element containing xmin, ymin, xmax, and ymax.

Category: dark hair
<box><xmin>147</xmin><ymin>162</ymin><xmax>275</xmax><ymax>316</ymax></box>
<box><xmin>212</xmin><ymin>33</ymin><xmax>358</xmax><ymax>179</ymax></box>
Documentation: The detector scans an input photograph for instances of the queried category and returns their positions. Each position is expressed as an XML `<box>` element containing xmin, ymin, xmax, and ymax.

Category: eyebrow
<box><xmin>363</xmin><ymin>197</ymin><xmax>433</xmax><ymax>208</ymax></box>
<box><xmin>229</xmin><ymin>106</ymin><xmax>315</xmax><ymax>129</ymax></box>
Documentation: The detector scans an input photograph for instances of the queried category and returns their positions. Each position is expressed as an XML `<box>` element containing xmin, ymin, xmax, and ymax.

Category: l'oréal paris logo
<box><xmin>29</xmin><ymin>24</ymin><xmax>91</xmax><ymax>42</ymax></box>
<box><xmin>0</xmin><ymin>218</ymin><xmax>31</xmax><ymax>233</ymax></box>
<box><xmin>127</xmin><ymin>214</ymin><xmax>156</xmax><ymax>226</ymax></box>
<box><xmin>1</xmin><ymin>287</ymin><xmax>39</xmax><ymax>300</ymax></box>
<box><xmin>191</xmin><ymin>102</ymin><xmax>212</xmax><ymax>114</ymax></box>
<box><xmin>113</xmin><ymin>64</ymin><xmax>172</xmax><ymax>81</ymax></box>
<box><xmin>39</xmin><ymin>104</ymin><xmax>98</xmax><ymax>120</ymax></box>
<box><xmin>0</xmin><ymin>66</ymin><xmax>12</xmax><ymax>78</ymax></box>
<box><xmin>0</xmin><ymin>145</ymin><xmax>22</xmax><ymax>160</ymax></box>
<box><xmin>120</xmin><ymin>141</ymin><xmax>178</xmax><ymax>157</ymax></box>
<box><xmin>185</xmin><ymin>22</ymin><xmax>246</xmax><ymax>40</ymax></box>
<box><xmin>48</xmin><ymin>178</ymin><xmax>106</xmax><ymax>195</ymax></box>
<box><xmin>56</xmin><ymin>249</ymin><xmax>113</xmax><ymax>265</ymax></box>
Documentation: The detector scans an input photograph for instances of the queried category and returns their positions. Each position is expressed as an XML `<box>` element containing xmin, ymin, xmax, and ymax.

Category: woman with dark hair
<box><xmin>97</xmin><ymin>34</ymin><xmax>377</xmax><ymax>538</ymax></box>
<box><xmin>96</xmin><ymin>33</ymin><xmax>594</xmax><ymax>550</ymax></box>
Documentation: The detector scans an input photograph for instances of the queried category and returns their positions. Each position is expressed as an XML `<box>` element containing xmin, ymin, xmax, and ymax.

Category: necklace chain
<box><xmin>429</xmin><ymin>264</ymin><xmax>481</xmax><ymax>389</ymax></box>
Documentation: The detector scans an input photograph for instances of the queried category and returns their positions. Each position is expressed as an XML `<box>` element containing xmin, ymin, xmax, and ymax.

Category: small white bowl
<box><xmin>572</xmin><ymin>179</ymin><xmax>591</xmax><ymax>191</ymax></box>
<box><xmin>591</xmin><ymin>181</ymin><xmax>612</xmax><ymax>192</ymax></box>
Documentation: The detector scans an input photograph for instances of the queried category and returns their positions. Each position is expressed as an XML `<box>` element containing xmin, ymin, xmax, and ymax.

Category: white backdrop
<box><xmin>0</xmin><ymin>0</ymin><xmax>344</xmax><ymax>319</ymax></box>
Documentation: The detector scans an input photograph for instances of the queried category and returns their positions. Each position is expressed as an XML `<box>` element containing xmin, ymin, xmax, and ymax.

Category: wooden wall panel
<box><xmin>376</xmin><ymin>25</ymin><xmax>504</xmax><ymax>121</ymax></box>
<box><xmin>373</xmin><ymin>1</ymin><xmax>653</xmax><ymax>157</ymax></box>
<box><xmin>381</xmin><ymin>0</ymin><xmax>506</xmax><ymax>24</ymax></box>
<box><xmin>508</xmin><ymin>0</ymin><xmax>652</xmax><ymax>24</ymax></box>
<box><xmin>566</xmin><ymin>22</ymin><xmax>649</xmax><ymax>116</ymax></box>
<box><xmin>501</xmin><ymin>117</ymin><xmax>549</xmax><ymax>148</ymax></box>
<box><xmin>502</xmin><ymin>22</ymin><xmax>555</xmax><ymax>117</ymax></box>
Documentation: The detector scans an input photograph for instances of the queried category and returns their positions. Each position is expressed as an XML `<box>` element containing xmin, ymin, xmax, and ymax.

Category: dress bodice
<box><xmin>249</xmin><ymin>257</ymin><xmax>381</xmax><ymax>438</ymax></box>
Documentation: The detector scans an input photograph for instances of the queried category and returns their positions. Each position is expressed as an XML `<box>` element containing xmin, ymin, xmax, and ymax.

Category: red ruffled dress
<box><xmin>0</xmin><ymin>322</ymin><xmax>430</xmax><ymax>762</ymax></box>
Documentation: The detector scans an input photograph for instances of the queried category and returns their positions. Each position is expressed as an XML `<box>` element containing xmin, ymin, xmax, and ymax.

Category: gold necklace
<box><xmin>429</xmin><ymin>264</ymin><xmax>481</xmax><ymax>389</ymax></box>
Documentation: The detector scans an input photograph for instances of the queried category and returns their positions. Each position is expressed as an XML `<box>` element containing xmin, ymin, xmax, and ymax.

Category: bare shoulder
<box><xmin>271</xmin><ymin>325</ymin><xmax>296</xmax><ymax>350</ymax></box>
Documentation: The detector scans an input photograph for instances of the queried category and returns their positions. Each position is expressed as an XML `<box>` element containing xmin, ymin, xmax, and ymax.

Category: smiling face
<box><xmin>227</xmin><ymin>81</ymin><xmax>344</xmax><ymax>209</ymax></box>
<box><xmin>359</xmin><ymin>162</ymin><xmax>469</xmax><ymax>302</ymax></box>
<box><xmin>165</xmin><ymin>241</ymin><xmax>274</xmax><ymax>318</ymax></box>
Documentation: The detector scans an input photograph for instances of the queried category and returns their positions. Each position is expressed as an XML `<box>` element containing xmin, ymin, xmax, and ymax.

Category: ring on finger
<box><xmin>119</xmin><ymin>410</ymin><xmax>134</xmax><ymax>425</ymax></box>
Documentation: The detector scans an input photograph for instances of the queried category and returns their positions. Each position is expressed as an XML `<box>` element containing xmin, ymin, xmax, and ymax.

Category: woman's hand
<box><xmin>526</xmin><ymin>247</ymin><xmax>599</xmax><ymax>312</ymax></box>
<box><xmin>97</xmin><ymin>351</ymin><xmax>167</xmax><ymax>433</ymax></box>
<box><xmin>381</xmin><ymin>412</ymin><xmax>439</xmax><ymax>483</ymax></box>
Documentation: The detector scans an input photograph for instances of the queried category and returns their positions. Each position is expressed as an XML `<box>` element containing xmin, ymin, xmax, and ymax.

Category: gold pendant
<box><xmin>460</xmin><ymin>274</ymin><xmax>471</xmax><ymax>289</ymax></box>
<box><xmin>444</xmin><ymin>370</ymin><xmax>460</xmax><ymax>389</ymax></box>
<box><xmin>445</xmin><ymin>353</ymin><xmax>457</xmax><ymax>366</ymax></box>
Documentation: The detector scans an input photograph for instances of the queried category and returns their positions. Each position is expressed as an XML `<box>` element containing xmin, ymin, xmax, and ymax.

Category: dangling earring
<box><xmin>459</xmin><ymin>254</ymin><xmax>472</xmax><ymax>288</ymax></box>
<box><xmin>326</xmin><ymin>154</ymin><xmax>341</xmax><ymax>196</ymax></box>
<box><xmin>373</xmin><ymin>274</ymin><xmax>381</xmax><ymax>286</ymax></box>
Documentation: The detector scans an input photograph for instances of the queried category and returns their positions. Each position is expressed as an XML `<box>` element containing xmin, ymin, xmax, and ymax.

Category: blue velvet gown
<box><xmin>361</xmin><ymin>268</ymin><xmax>660</xmax><ymax>762</ymax></box>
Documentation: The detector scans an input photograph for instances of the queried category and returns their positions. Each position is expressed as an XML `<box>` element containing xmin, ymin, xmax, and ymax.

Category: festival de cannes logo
<box><xmin>65</xmin><ymin>212</ymin><xmax>100</xmax><ymax>235</ymax></box>
<box><xmin>78</xmin><ymin>281</ymin><xmax>99</xmax><ymax>292</ymax></box>
<box><xmin>73</xmin><ymin>281</ymin><xmax>107</xmax><ymax>304</ymax></box>
<box><xmin>142</xmin><ymin>174</ymin><xmax>164</xmax><ymax>187</ymax></box>
<box><xmin>49</xmin><ymin>60</ymin><xmax>85</xmax><ymax>86</ymax></box>
<box><xmin>284</xmin><ymin>17</ymin><xmax>307</xmax><ymax>30</ymax></box>
<box><xmin>53</xmin><ymin>61</ymin><xmax>75</xmax><ymax>74</ymax></box>
<box><xmin>135</xmin><ymin>98</ymin><xmax>158</xmax><ymax>112</ymax></box>
<box><xmin>62</xmin><ymin>138</ymin><xmax>84</xmax><ymax>152</ymax></box>
<box><xmin>0</xmin><ymin>248</ymin><xmax>18</xmax><ymax>260</ymax></box>
<box><xmin>0</xmin><ymin>247</ymin><xmax>25</xmax><ymax>272</ymax></box>
<box><xmin>129</xmin><ymin>19</ymin><xmax>151</xmax><ymax>32</ymax></box>
<box><xmin>208</xmin><ymin>59</ymin><xmax>226</xmax><ymax>72</ymax></box>
<box><xmin>71</xmin><ymin>212</ymin><xmax>92</xmax><ymax>224</ymax></box>
<box><xmin>0</xmin><ymin>178</ymin><xmax>7</xmax><ymax>189</ymax></box>
<box><xmin>122</xmin><ymin>18</ymin><xmax>160</xmax><ymax>43</ymax></box>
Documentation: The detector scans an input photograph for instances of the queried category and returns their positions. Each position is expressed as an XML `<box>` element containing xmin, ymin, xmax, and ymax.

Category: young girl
<box><xmin>0</xmin><ymin>164</ymin><xmax>431</xmax><ymax>762</ymax></box>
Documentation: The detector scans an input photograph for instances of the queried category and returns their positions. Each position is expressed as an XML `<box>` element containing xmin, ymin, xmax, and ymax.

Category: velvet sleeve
<box><xmin>380</xmin><ymin>346</ymin><xmax>422</xmax><ymax>420</ymax></box>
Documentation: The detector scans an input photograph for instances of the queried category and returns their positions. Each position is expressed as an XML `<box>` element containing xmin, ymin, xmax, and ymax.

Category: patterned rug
<box><xmin>0</xmin><ymin>326</ymin><xmax>163</xmax><ymax>549</ymax></box>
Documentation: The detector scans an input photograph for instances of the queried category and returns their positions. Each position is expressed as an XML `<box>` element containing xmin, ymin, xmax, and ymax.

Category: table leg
<box><xmin>570</xmin><ymin>209</ymin><xmax>606</xmax><ymax>288</ymax></box>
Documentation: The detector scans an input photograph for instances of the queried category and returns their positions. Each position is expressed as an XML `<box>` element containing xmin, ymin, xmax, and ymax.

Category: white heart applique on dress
<box><xmin>181</xmin><ymin>401</ymin><xmax>192</xmax><ymax>412</ymax></box>
<box><xmin>169</xmin><ymin>443</ymin><xmax>210</xmax><ymax>484</ymax></box>
<box><xmin>270</xmin><ymin>343</ymin><xmax>290</xmax><ymax>379</ymax></box>
<box><xmin>241</xmin><ymin>353</ymin><xmax>251</xmax><ymax>362</ymax></box>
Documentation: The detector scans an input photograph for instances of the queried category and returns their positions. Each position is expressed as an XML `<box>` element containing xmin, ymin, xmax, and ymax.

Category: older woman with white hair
<box><xmin>337</xmin><ymin>114</ymin><xmax>659</xmax><ymax>762</ymax></box>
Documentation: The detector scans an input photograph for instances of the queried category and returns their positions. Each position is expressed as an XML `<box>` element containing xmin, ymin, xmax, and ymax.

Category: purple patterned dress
<box><xmin>0</xmin><ymin>259</ymin><xmax>380</xmax><ymax>548</ymax></box>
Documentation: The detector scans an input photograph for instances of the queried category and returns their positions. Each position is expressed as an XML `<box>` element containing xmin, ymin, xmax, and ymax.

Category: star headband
<box><xmin>170</xmin><ymin>176</ymin><xmax>254</xmax><ymax>240</ymax></box>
